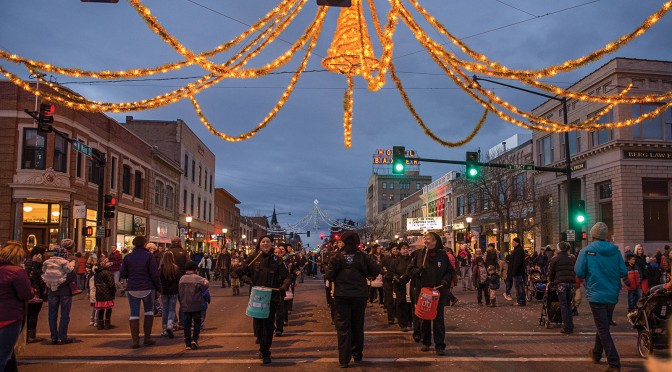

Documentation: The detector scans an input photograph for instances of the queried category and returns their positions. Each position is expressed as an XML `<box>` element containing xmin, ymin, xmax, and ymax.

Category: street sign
<box><xmin>566</xmin><ymin>229</ymin><xmax>576</xmax><ymax>242</ymax></box>
<box><xmin>96</xmin><ymin>226</ymin><xmax>106</xmax><ymax>238</ymax></box>
<box><xmin>506</xmin><ymin>164</ymin><xmax>535</xmax><ymax>170</ymax></box>
<box><xmin>72</xmin><ymin>141</ymin><xmax>92</xmax><ymax>157</ymax></box>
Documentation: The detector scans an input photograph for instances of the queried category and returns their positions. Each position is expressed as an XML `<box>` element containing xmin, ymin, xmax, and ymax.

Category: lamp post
<box><xmin>221</xmin><ymin>227</ymin><xmax>228</xmax><ymax>251</ymax></box>
<box><xmin>185</xmin><ymin>215</ymin><xmax>193</xmax><ymax>249</ymax></box>
<box><xmin>472</xmin><ymin>75</ymin><xmax>573</xmax><ymax>248</ymax></box>
<box><xmin>394</xmin><ymin>234</ymin><xmax>399</xmax><ymax>241</ymax></box>
<box><xmin>241</xmin><ymin>234</ymin><xmax>246</xmax><ymax>251</ymax></box>
<box><xmin>466</xmin><ymin>216</ymin><xmax>473</xmax><ymax>245</ymax></box>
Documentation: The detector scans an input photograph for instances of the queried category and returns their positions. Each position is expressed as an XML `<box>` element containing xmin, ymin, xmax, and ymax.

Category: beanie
<box><xmin>590</xmin><ymin>222</ymin><xmax>609</xmax><ymax>241</ymax></box>
<box><xmin>512</xmin><ymin>237</ymin><xmax>521</xmax><ymax>245</ymax></box>
<box><xmin>60</xmin><ymin>238</ymin><xmax>75</xmax><ymax>250</ymax></box>
<box><xmin>53</xmin><ymin>246</ymin><xmax>68</xmax><ymax>259</ymax></box>
<box><xmin>185</xmin><ymin>260</ymin><xmax>198</xmax><ymax>271</ymax></box>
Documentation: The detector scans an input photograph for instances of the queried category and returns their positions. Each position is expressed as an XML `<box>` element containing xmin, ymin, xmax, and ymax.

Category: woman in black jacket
<box><xmin>94</xmin><ymin>258</ymin><xmax>116</xmax><ymax>330</ymax></box>
<box><xmin>406</xmin><ymin>232</ymin><xmax>455</xmax><ymax>356</ymax></box>
<box><xmin>25</xmin><ymin>245</ymin><xmax>47</xmax><ymax>343</ymax></box>
<box><xmin>159</xmin><ymin>251</ymin><xmax>180</xmax><ymax>338</ymax></box>
<box><xmin>547</xmin><ymin>241</ymin><xmax>576</xmax><ymax>334</ymax></box>
<box><xmin>325</xmin><ymin>231</ymin><xmax>380</xmax><ymax>368</ymax></box>
<box><xmin>392</xmin><ymin>242</ymin><xmax>413</xmax><ymax>331</ymax></box>
<box><xmin>236</xmin><ymin>236</ymin><xmax>291</xmax><ymax>365</ymax></box>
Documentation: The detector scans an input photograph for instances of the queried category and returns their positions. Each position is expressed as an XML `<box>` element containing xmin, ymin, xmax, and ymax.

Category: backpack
<box><xmin>625</xmin><ymin>268</ymin><xmax>640</xmax><ymax>291</ymax></box>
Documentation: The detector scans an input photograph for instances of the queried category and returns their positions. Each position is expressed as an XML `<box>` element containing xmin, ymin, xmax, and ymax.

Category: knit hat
<box><xmin>341</xmin><ymin>231</ymin><xmax>360</xmax><ymax>247</ymax></box>
<box><xmin>590</xmin><ymin>222</ymin><xmax>609</xmax><ymax>241</ymax></box>
<box><xmin>512</xmin><ymin>237</ymin><xmax>521</xmax><ymax>245</ymax></box>
<box><xmin>185</xmin><ymin>260</ymin><xmax>198</xmax><ymax>271</ymax></box>
<box><xmin>60</xmin><ymin>238</ymin><xmax>74</xmax><ymax>250</ymax></box>
<box><xmin>53</xmin><ymin>246</ymin><xmax>68</xmax><ymax>259</ymax></box>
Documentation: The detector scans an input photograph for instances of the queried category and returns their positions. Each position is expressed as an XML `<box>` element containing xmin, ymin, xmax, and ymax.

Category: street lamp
<box><xmin>185</xmin><ymin>215</ymin><xmax>193</xmax><ymax>249</ymax></box>
<box><xmin>394</xmin><ymin>234</ymin><xmax>399</xmax><ymax>240</ymax></box>
<box><xmin>221</xmin><ymin>228</ymin><xmax>228</xmax><ymax>250</ymax></box>
<box><xmin>466</xmin><ymin>216</ymin><xmax>473</xmax><ymax>245</ymax></box>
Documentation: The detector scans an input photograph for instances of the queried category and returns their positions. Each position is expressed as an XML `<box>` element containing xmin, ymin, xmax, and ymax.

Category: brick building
<box><xmin>214</xmin><ymin>187</ymin><xmax>241</xmax><ymax>252</ymax></box>
<box><xmin>0</xmin><ymin>81</ymin><xmax>152</xmax><ymax>252</ymax></box>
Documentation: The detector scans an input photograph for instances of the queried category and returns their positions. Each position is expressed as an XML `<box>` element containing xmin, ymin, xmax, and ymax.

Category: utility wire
<box><xmin>494</xmin><ymin>0</ymin><xmax>538</xmax><ymax>17</ymax></box>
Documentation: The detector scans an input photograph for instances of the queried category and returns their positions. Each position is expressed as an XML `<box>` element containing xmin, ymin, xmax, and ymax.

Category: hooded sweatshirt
<box><xmin>575</xmin><ymin>240</ymin><xmax>628</xmax><ymax>304</ymax></box>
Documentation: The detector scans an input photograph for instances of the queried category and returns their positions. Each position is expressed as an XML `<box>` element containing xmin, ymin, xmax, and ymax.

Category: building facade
<box><xmin>214</xmin><ymin>187</ymin><xmax>241</xmax><ymax>252</ymax></box>
<box><xmin>125</xmin><ymin>117</ymin><xmax>216</xmax><ymax>252</ymax></box>
<box><xmin>532</xmin><ymin>58</ymin><xmax>672</xmax><ymax>253</ymax></box>
<box><xmin>366</xmin><ymin>173</ymin><xmax>432</xmax><ymax>223</ymax></box>
<box><xmin>147</xmin><ymin>149</ymin><xmax>182</xmax><ymax>248</ymax></box>
<box><xmin>0</xmin><ymin>82</ymin><xmax>152</xmax><ymax>253</ymax></box>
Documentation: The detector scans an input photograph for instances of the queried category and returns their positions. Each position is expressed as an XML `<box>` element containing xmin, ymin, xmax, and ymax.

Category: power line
<box><xmin>494</xmin><ymin>0</ymin><xmax>538</xmax><ymax>17</ymax></box>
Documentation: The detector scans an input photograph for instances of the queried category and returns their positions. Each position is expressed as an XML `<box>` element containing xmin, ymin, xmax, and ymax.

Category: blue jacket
<box><xmin>120</xmin><ymin>247</ymin><xmax>162</xmax><ymax>292</ymax></box>
<box><xmin>575</xmin><ymin>240</ymin><xmax>627</xmax><ymax>304</ymax></box>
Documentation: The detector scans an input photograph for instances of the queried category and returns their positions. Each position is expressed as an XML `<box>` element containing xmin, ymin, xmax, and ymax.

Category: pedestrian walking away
<box><xmin>325</xmin><ymin>231</ymin><xmax>381</xmax><ymax>368</ymax></box>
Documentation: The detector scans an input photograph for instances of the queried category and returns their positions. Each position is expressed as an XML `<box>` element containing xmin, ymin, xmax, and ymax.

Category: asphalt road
<box><xmin>17</xmin><ymin>275</ymin><xmax>668</xmax><ymax>371</ymax></box>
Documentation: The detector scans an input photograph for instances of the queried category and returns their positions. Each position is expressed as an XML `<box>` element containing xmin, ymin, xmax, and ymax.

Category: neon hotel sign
<box><xmin>373</xmin><ymin>148</ymin><xmax>419</xmax><ymax>165</ymax></box>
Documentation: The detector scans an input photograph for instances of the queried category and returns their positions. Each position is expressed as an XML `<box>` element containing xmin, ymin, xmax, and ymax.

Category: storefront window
<box><xmin>50</xmin><ymin>204</ymin><xmax>61</xmax><ymax>223</ymax></box>
<box><xmin>23</xmin><ymin>203</ymin><xmax>49</xmax><ymax>223</ymax></box>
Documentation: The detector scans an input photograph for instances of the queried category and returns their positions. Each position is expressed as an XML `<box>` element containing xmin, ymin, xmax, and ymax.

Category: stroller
<box><xmin>526</xmin><ymin>266</ymin><xmax>546</xmax><ymax>302</ymax></box>
<box><xmin>539</xmin><ymin>285</ymin><xmax>563</xmax><ymax>328</ymax></box>
<box><xmin>629</xmin><ymin>284</ymin><xmax>672</xmax><ymax>358</ymax></box>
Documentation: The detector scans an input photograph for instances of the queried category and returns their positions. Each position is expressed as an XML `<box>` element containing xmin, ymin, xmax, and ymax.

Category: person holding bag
<box><xmin>406</xmin><ymin>232</ymin><xmax>455</xmax><ymax>356</ymax></box>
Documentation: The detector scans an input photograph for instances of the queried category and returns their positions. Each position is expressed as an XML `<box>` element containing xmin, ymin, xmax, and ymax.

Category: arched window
<box><xmin>155</xmin><ymin>180</ymin><xmax>164</xmax><ymax>208</ymax></box>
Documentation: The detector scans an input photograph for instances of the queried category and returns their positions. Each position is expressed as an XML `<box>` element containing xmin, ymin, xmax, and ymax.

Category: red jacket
<box><xmin>0</xmin><ymin>261</ymin><xmax>33</xmax><ymax>322</ymax></box>
<box><xmin>77</xmin><ymin>257</ymin><xmax>87</xmax><ymax>275</ymax></box>
<box><xmin>109</xmin><ymin>250</ymin><xmax>123</xmax><ymax>272</ymax></box>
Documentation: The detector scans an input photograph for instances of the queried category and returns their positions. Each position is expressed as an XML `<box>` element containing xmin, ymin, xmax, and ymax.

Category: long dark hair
<box><xmin>160</xmin><ymin>251</ymin><xmax>179</xmax><ymax>280</ymax></box>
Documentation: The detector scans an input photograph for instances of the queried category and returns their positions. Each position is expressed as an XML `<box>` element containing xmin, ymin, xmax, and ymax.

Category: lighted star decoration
<box><xmin>1</xmin><ymin>0</ymin><xmax>671</xmax><ymax>148</ymax></box>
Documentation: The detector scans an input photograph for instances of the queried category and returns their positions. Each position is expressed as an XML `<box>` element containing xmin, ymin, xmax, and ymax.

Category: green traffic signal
<box><xmin>466</xmin><ymin>151</ymin><xmax>479</xmax><ymax>180</ymax></box>
<box><xmin>574</xmin><ymin>199</ymin><xmax>587</xmax><ymax>225</ymax></box>
<box><xmin>392</xmin><ymin>146</ymin><xmax>406</xmax><ymax>175</ymax></box>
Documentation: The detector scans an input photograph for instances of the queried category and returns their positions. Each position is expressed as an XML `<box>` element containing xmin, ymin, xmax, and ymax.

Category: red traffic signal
<box><xmin>334</xmin><ymin>234</ymin><xmax>340</xmax><ymax>241</ymax></box>
<box><xmin>82</xmin><ymin>226</ymin><xmax>94</xmax><ymax>237</ymax></box>
<box><xmin>320</xmin><ymin>233</ymin><xmax>325</xmax><ymax>240</ymax></box>
<box><xmin>104</xmin><ymin>194</ymin><xmax>116</xmax><ymax>219</ymax></box>
<box><xmin>37</xmin><ymin>103</ymin><xmax>55</xmax><ymax>132</ymax></box>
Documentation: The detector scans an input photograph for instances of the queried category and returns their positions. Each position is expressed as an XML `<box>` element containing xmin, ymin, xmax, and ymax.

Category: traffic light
<box><xmin>82</xmin><ymin>226</ymin><xmax>94</xmax><ymax>237</ymax></box>
<box><xmin>466</xmin><ymin>151</ymin><xmax>480</xmax><ymax>180</ymax></box>
<box><xmin>573</xmin><ymin>199</ymin><xmax>587</xmax><ymax>225</ymax></box>
<box><xmin>320</xmin><ymin>233</ymin><xmax>325</xmax><ymax>240</ymax></box>
<box><xmin>316</xmin><ymin>0</ymin><xmax>351</xmax><ymax>6</ymax></box>
<box><xmin>306</xmin><ymin>230</ymin><xmax>310</xmax><ymax>238</ymax></box>
<box><xmin>37</xmin><ymin>103</ymin><xmax>55</xmax><ymax>133</ymax></box>
<box><xmin>392</xmin><ymin>146</ymin><xmax>405</xmax><ymax>175</ymax></box>
<box><xmin>104</xmin><ymin>194</ymin><xmax>117</xmax><ymax>219</ymax></box>
<box><xmin>334</xmin><ymin>234</ymin><xmax>341</xmax><ymax>241</ymax></box>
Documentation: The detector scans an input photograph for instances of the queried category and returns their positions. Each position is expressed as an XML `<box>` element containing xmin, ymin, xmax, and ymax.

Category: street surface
<box><xmin>19</xmin><ymin>275</ymin><xmax>666</xmax><ymax>371</ymax></box>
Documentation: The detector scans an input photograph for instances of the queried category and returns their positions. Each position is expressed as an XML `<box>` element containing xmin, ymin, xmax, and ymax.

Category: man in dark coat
<box><xmin>382</xmin><ymin>243</ymin><xmax>399</xmax><ymax>325</ymax></box>
<box><xmin>216</xmin><ymin>248</ymin><xmax>232</xmax><ymax>288</ymax></box>
<box><xmin>548</xmin><ymin>241</ymin><xmax>577</xmax><ymax>334</ymax></box>
<box><xmin>407</xmin><ymin>232</ymin><xmax>455</xmax><ymax>355</ymax></box>
<box><xmin>509</xmin><ymin>237</ymin><xmax>526</xmax><ymax>306</ymax></box>
<box><xmin>169</xmin><ymin>237</ymin><xmax>189</xmax><ymax>276</ymax></box>
<box><xmin>325</xmin><ymin>231</ymin><xmax>380</xmax><ymax>368</ymax></box>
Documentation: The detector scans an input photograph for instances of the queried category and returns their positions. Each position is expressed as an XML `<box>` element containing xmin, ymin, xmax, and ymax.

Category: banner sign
<box><xmin>407</xmin><ymin>217</ymin><xmax>443</xmax><ymax>231</ymax></box>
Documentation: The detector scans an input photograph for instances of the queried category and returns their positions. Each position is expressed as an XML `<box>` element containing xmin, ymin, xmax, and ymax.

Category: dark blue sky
<box><xmin>1</xmin><ymin>1</ymin><xmax>670</xmax><ymax>246</ymax></box>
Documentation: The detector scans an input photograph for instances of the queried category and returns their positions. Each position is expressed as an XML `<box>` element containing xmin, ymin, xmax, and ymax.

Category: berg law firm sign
<box><xmin>407</xmin><ymin>217</ymin><xmax>443</xmax><ymax>231</ymax></box>
<box><xmin>623</xmin><ymin>150</ymin><xmax>672</xmax><ymax>159</ymax></box>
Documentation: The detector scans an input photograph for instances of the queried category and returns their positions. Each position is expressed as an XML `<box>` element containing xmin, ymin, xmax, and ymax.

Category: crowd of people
<box><xmin>1</xmin><ymin>223</ymin><xmax>671</xmax><ymax>371</ymax></box>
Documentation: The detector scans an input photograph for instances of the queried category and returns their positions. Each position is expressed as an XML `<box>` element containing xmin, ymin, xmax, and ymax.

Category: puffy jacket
<box><xmin>178</xmin><ymin>273</ymin><xmax>209</xmax><ymax>312</ymax></box>
<box><xmin>0</xmin><ymin>261</ymin><xmax>33</xmax><ymax>322</ymax></box>
<box><xmin>120</xmin><ymin>247</ymin><xmax>162</xmax><ymax>292</ymax></box>
<box><xmin>548</xmin><ymin>251</ymin><xmax>576</xmax><ymax>285</ymax></box>
<box><xmin>575</xmin><ymin>240</ymin><xmax>627</xmax><ymax>304</ymax></box>
<box><xmin>325</xmin><ymin>246</ymin><xmax>380</xmax><ymax>298</ymax></box>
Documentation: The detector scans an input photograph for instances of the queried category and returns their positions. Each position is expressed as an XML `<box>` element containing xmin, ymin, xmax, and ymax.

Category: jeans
<box><xmin>556</xmin><ymin>283</ymin><xmax>575</xmax><ymax>332</ymax></box>
<box><xmin>627</xmin><ymin>289</ymin><xmax>642</xmax><ymax>312</ymax></box>
<box><xmin>0</xmin><ymin>321</ymin><xmax>22</xmax><ymax>371</ymax></box>
<box><xmin>513</xmin><ymin>275</ymin><xmax>526</xmax><ymax>304</ymax></box>
<box><xmin>334</xmin><ymin>297</ymin><xmax>367</xmax><ymax>365</ymax></box>
<box><xmin>48</xmin><ymin>292</ymin><xmax>73</xmax><ymax>342</ymax></box>
<box><xmin>184</xmin><ymin>311</ymin><xmax>202</xmax><ymax>346</ymax></box>
<box><xmin>162</xmin><ymin>294</ymin><xmax>178</xmax><ymax>329</ymax></box>
<box><xmin>77</xmin><ymin>273</ymin><xmax>87</xmax><ymax>290</ymax></box>
<box><xmin>505</xmin><ymin>276</ymin><xmax>513</xmax><ymax>296</ymax></box>
<box><xmin>127</xmin><ymin>290</ymin><xmax>155</xmax><ymax>320</ymax></box>
<box><xmin>460</xmin><ymin>266</ymin><xmax>472</xmax><ymax>289</ymax></box>
<box><xmin>589</xmin><ymin>302</ymin><xmax>620</xmax><ymax>369</ymax></box>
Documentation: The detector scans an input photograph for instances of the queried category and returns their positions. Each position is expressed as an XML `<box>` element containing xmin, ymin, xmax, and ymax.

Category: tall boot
<box><xmin>130</xmin><ymin>319</ymin><xmax>140</xmax><ymax>349</ymax></box>
<box><xmin>143</xmin><ymin>315</ymin><xmax>156</xmax><ymax>345</ymax></box>
<box><xmin>105</xmin><ymin>318</ymin><xmax>111</xmax><ymax>329</ymax></box>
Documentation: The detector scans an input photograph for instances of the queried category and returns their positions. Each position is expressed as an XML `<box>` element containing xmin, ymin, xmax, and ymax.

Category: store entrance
<box><xmin>23</xmin><ymin>227</ymin><xmax>46</xmax><ymax>251</ymax></box>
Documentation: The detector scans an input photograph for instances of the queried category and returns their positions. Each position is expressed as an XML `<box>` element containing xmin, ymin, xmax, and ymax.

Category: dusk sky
<box><xmin>1</xmin><ymin>1</ymin><xmax>670</xmax><ymax>246</ymax></box>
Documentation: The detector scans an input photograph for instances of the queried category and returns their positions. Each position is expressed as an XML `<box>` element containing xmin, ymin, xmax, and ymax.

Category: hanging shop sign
<box><xmin>407</xmin><ymin>217</ymin><xmax>443</xmax><ymax>231</ymax></box>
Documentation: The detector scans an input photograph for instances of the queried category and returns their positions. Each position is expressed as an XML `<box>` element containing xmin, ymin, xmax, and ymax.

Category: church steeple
<box><xmin>271</xmin><ymin>205</ymin><xmax>279</xmax><ymax>226</ymax></box>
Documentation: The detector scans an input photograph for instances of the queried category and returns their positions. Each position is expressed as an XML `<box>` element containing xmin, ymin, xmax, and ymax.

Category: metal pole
<box><xmin>95</xmin><ymin>152</ymin><xmax>106</xmax><ymax>253</ymax></box>
<box><xmin>562</xmin><ymin>98</ymin><xmax>574</xmax><ymax>250</ymax></box>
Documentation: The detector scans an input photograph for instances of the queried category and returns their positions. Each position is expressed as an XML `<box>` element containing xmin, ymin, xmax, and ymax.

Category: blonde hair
<box><xmin>0</xmin><ymin>240</ymin><xmax>26</xmax><ymax>266</ymax></box>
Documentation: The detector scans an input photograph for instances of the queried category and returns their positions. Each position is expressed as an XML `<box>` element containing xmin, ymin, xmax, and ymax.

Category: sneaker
<box><xmin>191</xmin><ymin>341</ymin><xmax>199</xmax><ymax>350</ymax></box>
<box><xmin>161</xmin><ymin>330</ymin><xmax>168</xmax><ymax>337</ymax></box>
<box><xmin>89</xmin><ymin>321</ymin><xmax>95</xmax><ymax>326</ymax></box>
<box><xmin>503</xmin><ymin>294</ymin><xmax>512</xmax><ymax>301</ymax></box>
<box><xmin>436</xmin><ymin>349</ymin><xmax>446</xmax><ymax>356</ymax></box>
<box><xmin>340</xmin><ymin>364</ymin><xmax>349</xmax><ymax>368</ymax></box>
<box><xmin>166</xmin><ymin>329</ymin><xmax>174</xmax><ymax>339</ymax></box>
<box><xmin>421</xmin><ymin>345</ymin><xmax>431</xmax><ymax>352</ymax></box>
<box><xmin>185</xmin><ymin>346</ymin><xmax>192</xmax><ymax>350</ymax></box>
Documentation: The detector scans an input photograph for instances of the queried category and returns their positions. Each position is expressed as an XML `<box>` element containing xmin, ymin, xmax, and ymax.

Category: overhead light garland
<box><xmin>0</xmin><ymin>0</ymin><xmax>670</xmax><ymax>147</ymax></box>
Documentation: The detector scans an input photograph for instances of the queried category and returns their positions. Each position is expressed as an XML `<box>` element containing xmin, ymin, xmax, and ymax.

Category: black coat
<box><xmin>547</xmin><ymin>251</ymin><xmax>576</xmax><ymax>285</ymax></box>
<box><xmin>485</xmin><ymin>251</ymin><xmax>499</xmax><ymax>270</ymax></box>
<box><xmin>237</xmin><ymin>250</ymin><xmax>291</xmax><ymax>302</ymax></box>
<box><xmin>407</xmin><ymin>247</ymin><xmax>454</xmax><ymax>298</ymax></box>
<box><xmin>160</xmin><ymin>268</ymin><xmax>180</xmax><ymax>296</ymax></box>
<box><xmin>94</xmin><ymin>267</ymin><xmax>116</xmax><ymax>302</ymax></box>
<box><xmin>325</xmin><ymin>246</ymin><xmax>380</xmax><ymax>298</ymax></box>
<box><xmin>391</xmin><ymin>255</ymin><xmax>412</xmax><ymax>295</ymax></box>
<box><xmin>509</xmin><ymin>245</ymin><xmax>525</xmax><ymax>277</ymax></box>
<box><xmin>168</xmin><ymin>247</ymin><xmax>189</xmax><ymax>275</ymax></box>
